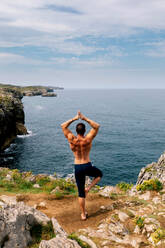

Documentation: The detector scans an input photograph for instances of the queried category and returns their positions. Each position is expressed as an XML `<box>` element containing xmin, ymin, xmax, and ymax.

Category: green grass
<box><xmin>68</xmin><ymin>233</ymin><xmax>91</xmax><ymax>248</ymax></box>
<box><xmin>0</xmin><ymin>168</ymin><xmax>77</xmax><ymax>196</ymax></box>
<box><xmin>109</xmin><ymin>192</ymin><xmax>118</xmax><ymax>200</ymax></box>
<box><xmin>28</xmin><ymin>222</ymin><xmax>55</xmax><ymax>248</ymax></box>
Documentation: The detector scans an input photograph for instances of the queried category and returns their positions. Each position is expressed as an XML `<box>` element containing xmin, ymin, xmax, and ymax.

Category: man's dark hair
<box><xmin>76</xmin><ymin>123</ymin><xmax>86</xmax><ymax>136</ymax></box>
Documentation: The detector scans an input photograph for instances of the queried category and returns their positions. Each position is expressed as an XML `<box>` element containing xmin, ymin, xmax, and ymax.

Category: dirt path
<box><xmin>14</xmin><ymin>193</ymin><xmax>112</xmax><ymax>233</ymax></box>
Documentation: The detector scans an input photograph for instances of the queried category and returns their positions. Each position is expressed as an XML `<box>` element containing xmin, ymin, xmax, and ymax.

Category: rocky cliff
<box><xmin>0</xmin><ymin>87</ymin><xmax>27</xmax><ymax>151</ymax></box>
<box><xmin>0</xmin><ymin>83</ymin><xmax>60</xmax><ymax>151</ymax></box>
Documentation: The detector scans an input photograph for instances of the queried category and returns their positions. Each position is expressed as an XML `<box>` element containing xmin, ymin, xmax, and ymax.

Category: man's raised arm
<box><xmin>79</xmin><ymin>112</ymin><xmax>100</xmax><ymax>140</ymax></box>
<box><xmin>61</xmin><ymin>114</ymin><xmax>79</xmax><ymax>138</ymax></box>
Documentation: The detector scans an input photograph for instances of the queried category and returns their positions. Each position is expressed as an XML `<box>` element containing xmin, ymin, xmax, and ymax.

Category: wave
<box><xmin>17</xmin><ymin>130</ymin><xmax>35</xmax><ymax>139</ymax></box>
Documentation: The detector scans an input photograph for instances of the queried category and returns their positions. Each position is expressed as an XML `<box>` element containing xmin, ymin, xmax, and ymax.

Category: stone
<box><xmin>144</xmin><ymin>217</ymin><xmax>160</xmax><ymax>226</ymax></box>
<box><xmin>152</xmin><ymin>196</ymin><xmax>161</xmax><ymax>204</ymax></box>
<box><xmin>108</xmin><ymin>222</ymin><xmax>128</xmax><ymax>236</ymax></box>
<box><xmin>134</xmin><ymin>225</ymin><xmax>141</xmax><ymax>234</ymax></box>
<box><xmin>36</xmin><ymin>201</ymin><xmax>47</xmax><ymax>209</ymax></box>
<box><xmin>0</xmin><ymin>195</ymin><xmax>17</xmax><ymax>205</ymax></box>
<box><xmin>99</xmin><ymin>186</ymin><xmax>116</xmax><ymax>197</ymax></box>
<box><xmin>5</xmin><ymin>174</ymin><xmax>12</xmax><ymax>181</ymax></box>
<box><xmin>49</xmin><ymin>175</ymin><xmax>57</xmax><ymax>181</ymax></box>
<box><xmin>51</xmin><ymin>217</ymin><xmax>67</xmax><ymax>237</ymax></box>
<box><xmin>143</xmin><ymin>224</ymin><xmax>156</xmax><ymax>233</ymax></box>
<box><xmin>33</xmin><ymin>183</ymin><xmax>40</xmax><ymax>188</ymax></box>
<box><xmin>79</xmin><ymin>235</ymin><xmax>98</xmax><ymax>248</ymax></box>
<box><xmin>51</xmin><ymin>186</ymin><xmax>60</xmax><ymax>194</ymax></box>
<box><xmin>138</xmin><ymin>191</ymin><xmax>151</xmax><ymax>200</ymax></box>
<box><xmin>25</xmin><ymin>175</ymin><xmax>36</xmax><ymax>183</ymax></box>
<box><xmin>117</xmin><ymin>211</ymin><xmax>129</xmax><ymax>222</ymax></box>
<box><xmin>128</xmin><ymin>186</ymin><xmax>137</xmax><ymax>196</ymax></box>
<box><xmin>39</xmin><ymin>236</ymin><xmax>81</xmax><ymax>248</ymax></box>
<box><xmin>123</xmin><ymin>235</ymin><xmax>145</xmax><ymax>248</ymax></box>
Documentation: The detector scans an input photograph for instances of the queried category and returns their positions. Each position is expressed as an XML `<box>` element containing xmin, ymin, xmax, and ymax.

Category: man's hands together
<box><xmin>72</xmin><ymin>111</ymin><xmax>85</xmax><ymax>121</ymax></box>
<box><xmin>78</xmin><ymin>111</ymin><xmax>86</xmax><ymax>120</ymax></box>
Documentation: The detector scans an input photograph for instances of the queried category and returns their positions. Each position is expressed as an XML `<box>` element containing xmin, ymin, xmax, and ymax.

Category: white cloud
<box><xmin>51</xmin><ymin>56</ymin><xmax>114</xmax><ymax>68</ymax></box>
<box><xmin>0</xmin><ymin>52</ymin><xmax>43</xmax><ymax>65</ymax></box>
<box><xmin>1</xmin><ymin>0</ymin><xmax>165</xmax><ymax>37</ymax></box>
<box><xmin>145</xmin><ymin>41</ymin><xmax>165</xmax><ymax>57</ymax></box>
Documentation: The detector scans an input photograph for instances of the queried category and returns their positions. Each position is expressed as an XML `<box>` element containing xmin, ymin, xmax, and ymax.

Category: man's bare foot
<box><xmin>81</xmin><ymin>212</ymin><xmax>88</xmax><ymax>220</ymax></box>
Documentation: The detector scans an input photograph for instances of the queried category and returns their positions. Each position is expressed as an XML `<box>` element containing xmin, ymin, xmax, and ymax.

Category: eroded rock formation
<box><xmin>0</xmin><ymin>87</ymin><xmax>27</xmax><ymax>151</ymax></box>
<box><xmin>136</xmin><ymin>152</ymin><xmax>165</xmax><ymax>185</ymax></box>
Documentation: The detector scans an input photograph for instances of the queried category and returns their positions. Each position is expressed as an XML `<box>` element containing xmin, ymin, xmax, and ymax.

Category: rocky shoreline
<box><xmin>0</xmin><ymin>153</ymin><xmax>164</xmax><ymax>247</ymax></box>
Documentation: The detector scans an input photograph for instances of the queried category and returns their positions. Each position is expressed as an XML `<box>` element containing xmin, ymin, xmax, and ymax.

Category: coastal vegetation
<box><xmin>116</xmin><ymin>181</ymin><xmax>133</xmax><ymax>192</ymax></box>
<box><xmin>0</xmin><ymin>168</ymin><xmax>77</xmax><ymax>196</ymax></box>
<box><xmin>136</xmin><ymin>179</ymin><xmax>163</xmax><ymax>192</ymax></box>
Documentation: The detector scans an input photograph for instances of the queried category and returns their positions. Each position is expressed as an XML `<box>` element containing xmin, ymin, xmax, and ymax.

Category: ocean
<box><xmin>3</xmin><ymin>89</ymin><xmax>165</xmax><ymax>186</ymax></box>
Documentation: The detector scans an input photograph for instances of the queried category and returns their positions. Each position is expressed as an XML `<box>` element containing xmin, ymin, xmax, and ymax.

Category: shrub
<box><xmin>11</xmin><ymin>170</ymin><xmax>22</xmax><ymax>183</ymax></box>
<box><xmin>18</xmin><ymin>181</ymin><xmax>33</xmax><ymax>191</ymax></box>
<box><xmin>151</xmin><ymin>228</ymin><xmax>165</xmax><ymax>244</ymax></box>
<box><xmin>134</xmin><ymin>216</ymin><xmax>145</xmax><ymax>229</ymax></box>
<box><xmin>116</xmin><ymin>182</ymin><xmax>133</xmax><ymax>192</ymax></box>
<box><xmin>36</xmin><ymin>176</ymin><xmax>51</xmax><ymax>186</ymax></box>
<box><xmin>136</xmin><ymin>179</ymin><xmax>163</xmax><ymax>192</ymax></box>
<box><xmin>0</xmin><ymin>168</ymin><xmax>10</xmax><ymax>178</ymax></box>
<box><xmin>58</xmin><ymin>179</ymin><xmax>76</xmax><ymax>192</ymax></box>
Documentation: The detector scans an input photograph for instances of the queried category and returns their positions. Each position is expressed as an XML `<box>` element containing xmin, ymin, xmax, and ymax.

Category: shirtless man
<box><xmin>61</xmin><ymin>111</ymin><xmax>103</xmax><ymax>220</ymax></box>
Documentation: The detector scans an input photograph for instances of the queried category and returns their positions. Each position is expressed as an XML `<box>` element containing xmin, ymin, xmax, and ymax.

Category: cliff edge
<box><xmin>0</xmin><ymin>87</ymin><xmax>27</xmax><ymax>151</ymax></box>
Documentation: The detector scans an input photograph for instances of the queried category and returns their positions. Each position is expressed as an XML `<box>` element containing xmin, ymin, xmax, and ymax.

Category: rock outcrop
<box><xmin>136</xmin><ymin>152</ymin><xmax>165</xmax><ymax>185</ymax></box>
<box><xmin>0</xmin><ymin>195</ymin><xmax>81</xmax><ymax>248</ymax></box>
<box><xmin>0</xmin><ymin>87</ymin><xmax>27</xmax><ymax>151</ymax></box>
<box><xmin>0</xmin><ymin>195</ymin><xmax>50</xmax><ymax>248</ymax></box>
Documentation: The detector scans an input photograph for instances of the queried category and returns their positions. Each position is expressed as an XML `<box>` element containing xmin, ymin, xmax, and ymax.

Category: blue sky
<box><xmin>0</xmin><ymin>0</ymin><xmax>165</xmax><ymax>88</ymax></box>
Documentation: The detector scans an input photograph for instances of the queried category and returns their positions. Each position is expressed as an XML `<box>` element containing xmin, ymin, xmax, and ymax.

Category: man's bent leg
<box><xmin>85</xmin><ymin>164</ymin><xmax>103</xmax><ymax>196</ymax></box>
<box><xmin>85</xmin><ymin>176</ymin><xmax>101</xmax><ymax>196</ymax></box>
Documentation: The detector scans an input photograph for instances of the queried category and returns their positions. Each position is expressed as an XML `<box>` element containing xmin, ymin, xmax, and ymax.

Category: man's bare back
<box><xmin>68</xmin><ymin>133</ymin><xmax>92</xmax><ymax>164</ymax></box>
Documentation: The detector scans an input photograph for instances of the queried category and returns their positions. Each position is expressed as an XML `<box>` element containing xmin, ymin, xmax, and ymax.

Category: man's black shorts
<box><xmin>74</xmin><ymin>162</ymin><xmax>103</xmax><ymax>198</ymax></box>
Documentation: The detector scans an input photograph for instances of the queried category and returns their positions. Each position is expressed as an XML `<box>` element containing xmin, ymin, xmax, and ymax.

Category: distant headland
<box><xmin>0</xmin><ymin>83</ymin><xmax>64</xmax><ymax>97</ymax></box>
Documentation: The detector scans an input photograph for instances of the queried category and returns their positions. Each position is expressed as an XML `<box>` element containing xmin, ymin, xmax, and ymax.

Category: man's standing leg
<box><xmin>75</xmin><ymin>166</ymin><xmax>87</xmax><ymax>220</ymax></box>
<box><xmin>78</xmin><ymin>197</ymin><xmax>86</xmax><ymax>220</ymax></box>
